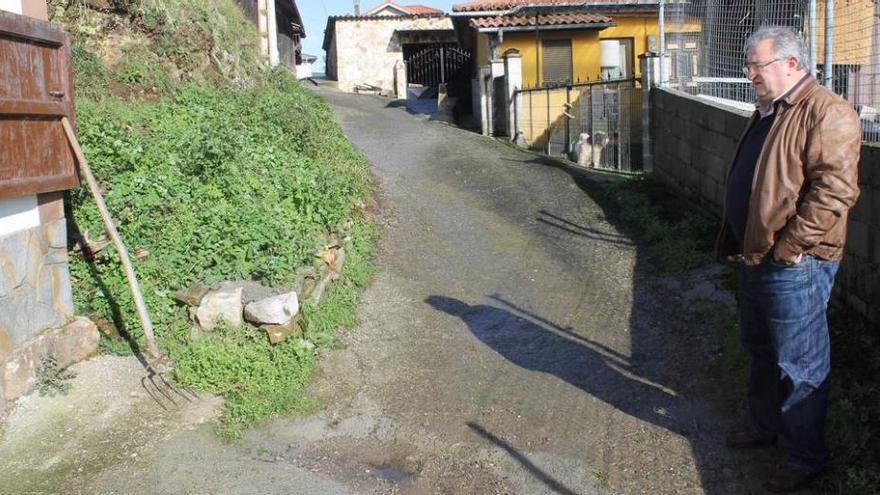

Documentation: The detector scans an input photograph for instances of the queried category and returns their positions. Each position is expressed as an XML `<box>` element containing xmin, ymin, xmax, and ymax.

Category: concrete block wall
<box><xmin>836</xmin><ymin>144</ymin><xmax>880</xmax><ymax>323</ymax></box>
<box><xmin>652</xmin><ymin>88</ymin><xmax>751</xmax><ymax>215</ymax></box>
<box><xmin>652</xmin><ymin>87</ymin><xmax>880</xmax><ymax>325</ymax></box>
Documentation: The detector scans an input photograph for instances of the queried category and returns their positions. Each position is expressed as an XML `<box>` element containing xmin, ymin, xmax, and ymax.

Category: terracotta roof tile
<box><xmin>453</xmin><ymin>0</ymin><xmax>656</xmax><ymax>12</ymax></box>
<box><xmin>364</xmin><ymin>1</ymin><xmax>445</xmax><ymax>15</ymax></box>
<box><xmin>469</xmin><ymin>12</ymin><xmax>611</xmax><ymax>28</ymax></box>
<box><xmin>404</xmin><ymin>4</ymin><xmax>444</xmax><ymax>14</ymax></box>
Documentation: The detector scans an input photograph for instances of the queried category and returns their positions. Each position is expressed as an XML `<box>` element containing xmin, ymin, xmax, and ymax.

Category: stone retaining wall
<box><xmin>652</xmin><ymin>87</ymin><xmax>880</xmax><ymax>324</ymax></box>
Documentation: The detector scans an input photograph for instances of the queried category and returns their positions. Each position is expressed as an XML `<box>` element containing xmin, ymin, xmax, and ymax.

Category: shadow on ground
<box><xmin>425</xmin><ymin>153</ymin><xmax>779</xmax><ymax>494</ymax></box>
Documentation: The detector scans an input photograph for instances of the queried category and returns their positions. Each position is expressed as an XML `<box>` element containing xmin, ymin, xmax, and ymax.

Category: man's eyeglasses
<box><xmin>742</xmin><ymin>58</ymin><xmax>782</xmax><ymax>76</ymax></box>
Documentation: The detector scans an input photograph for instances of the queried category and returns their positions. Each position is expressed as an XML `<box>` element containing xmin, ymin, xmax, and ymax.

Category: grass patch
<box><xmin>822</xmin><ymin>307</ymin><xmax>880</xmax><ymax>493</ymax></box>
<box><xmin>55</xmin><ymin>0</ymin><xmax>379</xmax><ymax>441</ymax></box>
<box><xmin>56</xmin><ymin>0</ymin><xmax>380</xmax><ymax>440</ymax></box>
<box><xmin>593</xmin><ymin>172</ymin><xmax>879</xmax><ymax>489</ymax></box>
<box><xmin>50</xmin><ymin>0</ymin><xmax>264</xmax><ymax>98</ymax></box>
<box><xmin>597</xmin><ymin>177</ymin><xmax>715</xmax><ymax>274</ymax></box>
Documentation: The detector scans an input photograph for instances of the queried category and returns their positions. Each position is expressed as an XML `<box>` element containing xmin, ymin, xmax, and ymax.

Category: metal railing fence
<box><xmin>514</xmin><ymin>79</ymin><xmax>644</xmax><ymax>172</ymax></box>
<box><xmin>664</xmin><ymin>0</ymin><xmax>880</xmax><ymax>143</ymax></box>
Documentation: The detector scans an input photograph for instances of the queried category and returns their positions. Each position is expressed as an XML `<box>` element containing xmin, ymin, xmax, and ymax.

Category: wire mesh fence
<box><xmin>664</xmin><ymin>0</ymin><xmax>880</xmax><ymax>143</ymax></box>
<box><xmin>514</xmin><ymin>79</ymin><xmax>643</xmax><ymax>172</ymax></box>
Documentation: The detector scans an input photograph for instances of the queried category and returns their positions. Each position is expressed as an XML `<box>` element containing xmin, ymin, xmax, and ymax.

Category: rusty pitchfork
<box><xmin>61</xmin><ymin>117</ymin><xmax>197</xmax><ymax>409</ymax></box>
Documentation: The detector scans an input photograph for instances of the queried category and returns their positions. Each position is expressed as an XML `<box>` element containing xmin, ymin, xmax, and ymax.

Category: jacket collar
<box><xmin>780</xmin><ymin>73</ymin><xmax>817</xmax><ymax>106</ymax></box>
<box><xmin>753</xmin><ymin>73</ymin><xmax>817</xmax><ymax>114</ymax></box>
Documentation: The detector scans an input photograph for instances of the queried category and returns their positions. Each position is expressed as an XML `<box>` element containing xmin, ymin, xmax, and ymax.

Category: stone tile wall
<box><xmin>652</xmin><ymin>87</ymin><xmax>880</xmax><ymax>325</ymax></box>
<box><xmin>0</xmin><ymin>218</ymin><xmax>88</xmax><ymax>415</ymax></box>
<box><xmin>0</xmin><ymin>218</ymin><xmax>74</xmax><ymax>345</ymax></box>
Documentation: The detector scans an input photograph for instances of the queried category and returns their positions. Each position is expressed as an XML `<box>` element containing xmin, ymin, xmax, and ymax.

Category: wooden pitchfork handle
<box><xmin>61</xmin><ymin>116</ymin><xmax>163</xmax><ymax>362</ymax></box>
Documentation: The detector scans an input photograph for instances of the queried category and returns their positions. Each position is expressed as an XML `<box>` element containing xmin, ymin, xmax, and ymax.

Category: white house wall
<box><xmin>333</xmin><ymin>16</ymin><xmax>453</xmax><ymax>93</ymax></box>
<box><xmin>0</xmin><ymin>0</ymin><xmax>21</xmax><ymax>13</ymax></box>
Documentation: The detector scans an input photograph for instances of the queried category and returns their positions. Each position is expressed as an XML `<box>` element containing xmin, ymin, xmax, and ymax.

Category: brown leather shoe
<box><xmin>725</xmin><ymin>429</ymin><xmax>776</xmax><ymax>448</ymax></box>
<box><xmin>765</xmin><ymin>465</ymin><xmax>824</xmax><ymax>492</ymax></box>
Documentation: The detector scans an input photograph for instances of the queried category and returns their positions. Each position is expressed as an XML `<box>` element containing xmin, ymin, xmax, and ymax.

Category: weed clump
<box><xmin>600</xmin><ymin>177</ymin><xmax>715</xmax><ymax>274</ymax></box>
<box><xmin>36</xmin><ymin>354</ymin><xmax>77</xmax><ymax>397</ymax></box>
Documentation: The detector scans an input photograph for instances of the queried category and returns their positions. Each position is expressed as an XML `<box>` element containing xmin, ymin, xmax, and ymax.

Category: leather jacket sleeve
<box><xmin>774</xmin><ymin>101</ymin><xmax>861</xmax><ymax>261</ymax></box>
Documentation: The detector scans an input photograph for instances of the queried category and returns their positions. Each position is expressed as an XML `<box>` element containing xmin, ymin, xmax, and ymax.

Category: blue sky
<box><xmin>300</xmin><ymin>0</ymin><xmax>457</xmax><ymax>71</ymax></box>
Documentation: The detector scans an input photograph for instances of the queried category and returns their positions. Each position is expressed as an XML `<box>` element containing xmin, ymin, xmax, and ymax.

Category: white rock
<box><xmin>195</xmin><ymin>287</ymin><xmax>243</xmax><ymax>331</ymax></box>
<box><xmin>243</xmin><ymin>291</ymin><xmax>299</xmax><ymax>325</ymax></box>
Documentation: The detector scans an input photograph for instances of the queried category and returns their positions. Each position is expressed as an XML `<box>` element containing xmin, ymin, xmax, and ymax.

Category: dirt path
<box><xmin>1</xmin><ymin>88</ymin><xmax>776</xmax><ymax>494</ymax></box>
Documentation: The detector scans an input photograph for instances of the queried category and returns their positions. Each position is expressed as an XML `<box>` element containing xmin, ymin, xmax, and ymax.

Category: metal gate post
<box><xmin>546</xmin><ymin>88</ymin><xmax>551</xmax><ymax>153</ymax></box>
<box><xmin>640</xmin><ymin>54</ymin><xmax>655</xmax><ymax>174</ymax></box>
<box><xmin>440</xmin><ymin>45</ymin><xmax>446</xmax><ymax>84</ymax></box>
<box><xmin>529</xmin><ymin>90</ymin><xmax>534</xmax><ymax>144</ymax></box>
<box><xmin>565</xmin><ymin>86</ymin><xmax>571</xmax><ymax>155</ymax></box>
<box><xmin>617</xmin><ymin>81</ymin><xmax>622</xmax><ymax>170</ymax></box>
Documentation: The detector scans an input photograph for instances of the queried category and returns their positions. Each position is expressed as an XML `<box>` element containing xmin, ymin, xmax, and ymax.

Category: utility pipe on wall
<box><xmin>823</xmin><ymin>0</ymin><xmax>834</xmax><ymax>88</ymax></box>
<box><xmin>267</xmin><ymin>0</ymin><xmax>279</xmax><ymax>67</ymax></box>
<box><xmin>658</xmin><ymin>0</ymin><xmax>665</xmax><ymax>86</ymax></box>
<box><xmin>534</xmin><ymin>11</ymin><xmax>540</xmax><ymax>87</ymax></box>
<box><xmin>808</xmin><ymin>0</ymin><xmax>817</xmax><ymax>76</ymax></box>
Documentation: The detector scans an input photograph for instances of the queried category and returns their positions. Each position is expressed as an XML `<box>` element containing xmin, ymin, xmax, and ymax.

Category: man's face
<box><xmin>745</xmin><ymin>38</ymin><xmax>791</xmax><ymax>102</ymax></box>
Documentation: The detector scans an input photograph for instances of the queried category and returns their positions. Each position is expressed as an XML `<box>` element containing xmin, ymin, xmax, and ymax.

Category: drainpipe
<box><xmin>658</xmin><ymin>0</ymin><xmax>665</xmax><ymax>86</ymax></box>
<box><xmin>808</xmin><ymin>0</ymin><xmax>817</xmax><ymax>76</ymax></box>
<box><xmin>267</xmin><ymin>0</ymin><xmax>280</xmax><ymax>67</ymax></box>
<box><xmin>535</xmin><ymin>11</ymin><xmax>540</xmax><ymax>86</ymax></box>
<box><xmin>823</xmin><ymin>0</ymin><xmax>834</xmax><ymax>88</ymax></box>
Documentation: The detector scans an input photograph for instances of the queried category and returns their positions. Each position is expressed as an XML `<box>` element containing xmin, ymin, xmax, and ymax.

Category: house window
<box><xmin>667</xmin><ymin>33</ymin><xmax>700</xmax><ymax>81</ymax></box>
<box><xmin>542</xmin><ymin>39</ymin><xmax>572</xmax><ymax>85</ymax></box>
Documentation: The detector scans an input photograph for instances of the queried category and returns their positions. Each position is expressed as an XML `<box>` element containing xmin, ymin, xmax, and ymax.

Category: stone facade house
<box><xmin>323</xmin><ymin>3</ymin><xmax>456</xmax><ymax>95</ymax></box>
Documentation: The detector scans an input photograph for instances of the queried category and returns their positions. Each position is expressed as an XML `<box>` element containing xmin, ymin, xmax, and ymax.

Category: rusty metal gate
<box><xmin>403</xmin><ymin>43</ymin><xmax>471</xmax><ymax>88</ymax></box>
<box><xmin>0</xmin><ymin>10</ymin><xmax>78</xmax><ymax>198</ymax></box>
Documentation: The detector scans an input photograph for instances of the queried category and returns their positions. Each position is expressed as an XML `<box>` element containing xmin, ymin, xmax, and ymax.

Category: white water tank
<box><xmin>600</xmin><ymin>40</ymin><xmax>621</xmax><ymax>69</ymax></box>
<box><xmin>600</xmin><ymin>40</ymin><xmax>621</xmax><ymax>79</ymax></box>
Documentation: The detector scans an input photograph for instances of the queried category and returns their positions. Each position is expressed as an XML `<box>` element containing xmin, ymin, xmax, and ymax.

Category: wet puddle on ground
<box><xmin>372</xmin><ymin>464</ymin><xmax>412</xmax><ymax>485</ymax></box>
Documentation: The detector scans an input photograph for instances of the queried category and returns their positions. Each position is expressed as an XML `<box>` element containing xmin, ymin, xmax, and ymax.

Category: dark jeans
<box><xmin>738</xmin><ymin>255</ymin><xmax>839</xmax><ymax>469</ymax></box>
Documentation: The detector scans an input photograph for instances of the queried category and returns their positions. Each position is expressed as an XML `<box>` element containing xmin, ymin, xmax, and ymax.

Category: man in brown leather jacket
<box><xmin>721</xmin><ymin>26</ymin><xmax>861</xmax><ymax>492</ymax></box>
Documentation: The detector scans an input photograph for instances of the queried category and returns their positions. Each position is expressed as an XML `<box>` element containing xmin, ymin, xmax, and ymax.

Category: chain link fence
<box><xmin>515</xmin><ymin>79</ymin><xmax>643</xmax><ymax>172</ymax></box>
<box><xmin>664</xmin><ymin>0</ymin><xmax>880</xmax><ymax>143</ymax></box>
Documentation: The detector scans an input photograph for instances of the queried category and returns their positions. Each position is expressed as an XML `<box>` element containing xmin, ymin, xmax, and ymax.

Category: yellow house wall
<box><xmin>498</xmin><ymin>30</ymin><xmax>601</xmax><ymax>87</ymax></box>
<box><xmin>470</xmin><ymin>15</ymin><xmax>699</xmax><ymax>147</ymax></box>
<box><xmin>477</xmin><ymin>33</ymin><xmax>492</xmax><ymax>68</ymax></box>
<box><xmin>814</xmin><ymin>0</ymin><xmax>874</xmax><ymax>66</ymax></box>
<box><xmin>474</xmin><ymin>15</ymin><xmax>700</xmax><ymax>87</ymax></box>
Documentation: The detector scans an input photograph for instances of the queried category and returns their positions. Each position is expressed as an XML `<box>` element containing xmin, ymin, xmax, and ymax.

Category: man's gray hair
<box><xmin>744</xmin><ymin>25</ymin><xmax>810</xmax><ymax>70</ymax></box>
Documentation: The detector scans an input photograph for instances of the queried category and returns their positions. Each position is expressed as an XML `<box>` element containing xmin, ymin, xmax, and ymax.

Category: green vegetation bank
<box><xmin>51</xmin><ymin>0</ymin><xmax>376</xmax><ymax>438</ymax></box>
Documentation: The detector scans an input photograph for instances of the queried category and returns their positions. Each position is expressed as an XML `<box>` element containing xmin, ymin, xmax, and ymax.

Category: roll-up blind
<box><xmin>542</xmin><ymin>39</ymin><xmax>572</xmax><ymax>85</ymax></box>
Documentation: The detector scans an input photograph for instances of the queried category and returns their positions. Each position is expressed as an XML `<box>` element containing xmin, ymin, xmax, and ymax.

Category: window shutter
<box><xmin>0</xmin><ymin>11</ymin><xmax>78</xmax><ymax>199</ymax></box>
<box><xmin>542</xmin><ymin>40</ymin><xmax>572</xmax><ymax>85</ymax></box>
